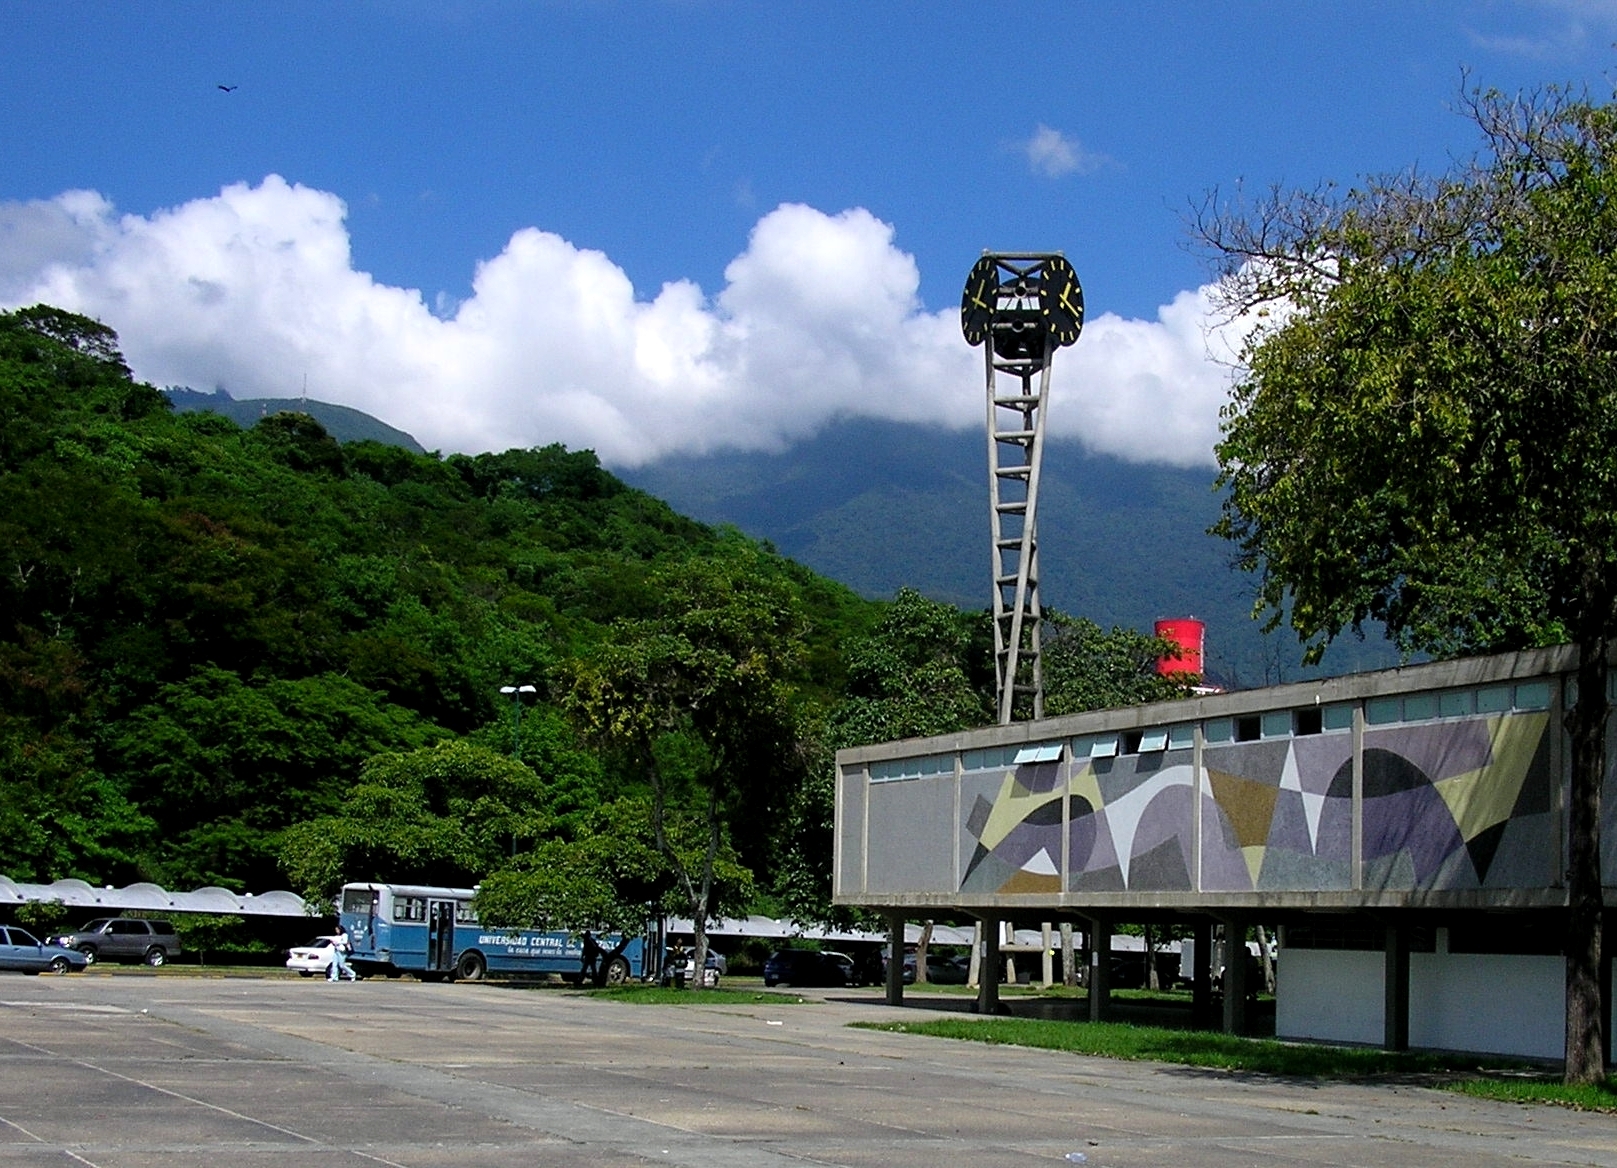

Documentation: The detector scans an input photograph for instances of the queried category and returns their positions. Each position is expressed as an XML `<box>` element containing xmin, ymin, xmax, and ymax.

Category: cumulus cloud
<box><xmin>0</xmin><ymin>176</ymin><xmax>1239</xmax><ymax>468</ymax></box>
<box><xmin>1020</xmin><ymin>124</ymin><xmax>1110</xmax><ymax>178</ymax></box>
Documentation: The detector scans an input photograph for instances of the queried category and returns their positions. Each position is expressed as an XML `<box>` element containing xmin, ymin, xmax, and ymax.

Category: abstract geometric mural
<box><xmin>951</xmin><ymin>711</ymin><xmax>1553</xmax><ymax>896</ymax></box>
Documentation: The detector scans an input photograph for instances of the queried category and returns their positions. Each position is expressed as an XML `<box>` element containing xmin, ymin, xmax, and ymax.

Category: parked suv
<box><xmin>762</xmin><ymin>948</ymin><xmax>853</xmax><ymax>987</ymax></box>
<box><xmin>48</xmin><ymin>919</ymin><xmax>181</xmax><ymax>966</ymax></box>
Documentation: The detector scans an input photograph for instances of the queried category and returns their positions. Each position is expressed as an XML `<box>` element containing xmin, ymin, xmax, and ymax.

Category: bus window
<box><xmin>341</xmin><ymin>887</ymin><xmax>378</xmax><ymax>914</ymax></box>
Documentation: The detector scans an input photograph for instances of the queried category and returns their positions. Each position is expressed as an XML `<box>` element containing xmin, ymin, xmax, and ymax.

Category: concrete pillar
<box><xmin>1060</xmin><ymin>922</ymin><xmax>1076</xmax><ymax>987</ymax></box>
<box><xmin>1191</xmin><ymin>918</ymin><xmax>1214</xmax><ymax>1028</ymax></box>
<box><xmin>1383</xmin><ymin>922</ymin><xmax>1409</xmax><ymax>1052</ymax></box>
<box><xmin>1222</xmin><ymin>919</ymin><xmax>1248</xmax><ymax>1036</ymax></box>
<box><xmin>1086</xmin><ymin>914</ymin><xmax>1111</xmax><ymax>1023</ymax></box>
<box><xmin>883</xmin><ymin>910</ymin><xmax>906</xmax><ymax>1006</ymax></box>
<box><xmin>976</xmin><ymin>914</ymin><xmax>1001</xmax><ymax>1015</ymax></box>
<box><xmin>1041</xmin><ymin>922</ymin><xmax>1054</xmax><ymax>988</ymax></box>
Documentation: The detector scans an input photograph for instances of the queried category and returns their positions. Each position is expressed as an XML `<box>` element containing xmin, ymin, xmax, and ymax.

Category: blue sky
<box><xmin>4</xmin><ymin>2</ymin><xmax>1616</xmax><ymax>466</ymax></box>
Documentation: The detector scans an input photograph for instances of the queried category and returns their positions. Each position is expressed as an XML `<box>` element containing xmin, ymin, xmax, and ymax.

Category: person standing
<box><xmin>580</xmin><ymin>930</ymin><xmax>603</xmax><ymax>985</ymax></box>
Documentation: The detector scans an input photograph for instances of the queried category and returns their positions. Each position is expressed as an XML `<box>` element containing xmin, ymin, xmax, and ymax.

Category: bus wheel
<box><xmin>456</xmin><ymin>952</ymin><xmax>486</xmax><ymax>982</ymax></box>
<box><xmin>603</xmin><ymin>956</ymin><xmax>631</xmax><ymax>986</ymax></box>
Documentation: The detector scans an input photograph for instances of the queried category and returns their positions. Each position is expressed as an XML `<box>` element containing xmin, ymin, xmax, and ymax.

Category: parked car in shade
<box><xmin>662</xmin><ymin>944</ymin><xmax>727</xmax><ymax>983</ymax></box>
<box><xmin>286</xmin><ymin>936</ymin><xmax>344</xmax><ymax>977</ymax></box>
<box><xmin>885</xmin><ymin>951</ymin><xmax>970</xmax><ymax>985</ymax></box>
<box><xmin>763</xmin><ymin>948</ymin><xmax>853</xmax><ymax>988</ymax></box>
<box><xmin>0</xmin><ymin>926</ymin><xmax>88</xmax><ymax>975</ymax></box>
<box><xmin>47</xmin><ymin>918</ymin><xmax>182</xmax><ymax>966</ymax></box>
<box><xmin>921</xmin><ymin>953</ymin><xmax>971</xmax><ymax>985</ymax></box>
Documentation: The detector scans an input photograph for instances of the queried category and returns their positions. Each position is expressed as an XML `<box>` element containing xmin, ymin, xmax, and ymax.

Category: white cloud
<box><xmin>1466</xmin><ymin>0</ymin><xmax>1617</xmax><ymax>58</ymax></box>
<box><xmin>1020</xmin><ymin>124</ymin><xmax>1110</xmax><ymax>178</ymax></box>
<box><xmin>0</xmin><ymin>176</ymin><xmax>1237</xmax><ymax>468</ymax></box>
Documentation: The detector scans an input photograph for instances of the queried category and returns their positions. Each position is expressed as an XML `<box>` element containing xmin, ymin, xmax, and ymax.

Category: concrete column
<box><xmin>1383</xmin><ymin>922</ymin><xmax>1409</xmax><ymax>1052</ymax></box>
<box><xmin>1222</xmin><ymin>919</ymin><xmax>1248</xmax><ymax>1036</ymax></box>
<box><xmin>975</xmin><ymin>914</ymin><xmax>1001</xmax><ymax>1015</ymax></box>
<box><xmin>1040</xmin><ymin>922</ymin><xmax>1054</xmax><ymax>988</ymax></box>
<box><xmin>1086</xmin><ymin>914</ymin><xmax>1111</xmax><ymax>1023</ymax></box>
<box><xmin>884</xmin><ymin>910</ymin><xmax>906</xmax><ymax>1006</ymax></box>
<box><xmin>1060</xmin><ymin>922</ymin><xmax>1076</xmax><ymax>987</ymax></box>
<box><xmin>1191</xmin><ymin>918</ymin><xmax>1214</xmax><ymax>1028</ymax></box>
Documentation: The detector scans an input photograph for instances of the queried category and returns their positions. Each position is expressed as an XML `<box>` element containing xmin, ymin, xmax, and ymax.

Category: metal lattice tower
<box><xmin>960</xmin><ymin>253</ymin><xmax>1084</xmax><ymax>724</ymax></box>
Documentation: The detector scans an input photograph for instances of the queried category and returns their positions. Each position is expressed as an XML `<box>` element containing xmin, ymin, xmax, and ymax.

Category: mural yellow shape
<box><xmin>1207</xmin><ymin>769</ymin><xmax>1279</xmax><ymax>849</ymax></box>
<box><xmin>1067</xmin><ymin>759</ymin><xmax>1103</xmax><ymax>814</ymax></box>
<box><xmin>1241</xmin><ymin>845</ymin><xmax>1267</xmax><ymax>886</ymax></box>
<box><xmin>1432</xmin><ymin>713</ymin><xmax>1547</xmax><ymax>841</ymax></box>
<box><xmin>977</xmin><ymin>768</ymin><xmax>1061</xmax><ymax>850</ymax></box>
<box><xmin>999</xmin><ymin>867</ymin><xmax>1062</xmax><ymax>894</ymax></box>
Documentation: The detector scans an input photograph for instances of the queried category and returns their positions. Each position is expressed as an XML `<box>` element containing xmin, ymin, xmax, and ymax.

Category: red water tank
<box><xmin>1154</xmin><ymin>618</ymin><xmax>1205</xmax><ymax>678</ymax></box>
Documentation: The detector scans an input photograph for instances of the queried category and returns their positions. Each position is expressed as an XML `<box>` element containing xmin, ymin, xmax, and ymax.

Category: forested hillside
<box><xmin>0</xmin><ymin>306</ymin><xmax>877</xmax><ymax>897</ymax></box>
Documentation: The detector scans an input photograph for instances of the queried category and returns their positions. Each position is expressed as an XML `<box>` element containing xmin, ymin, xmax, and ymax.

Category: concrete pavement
<box><xmin>0</xmin><ymin>973</ymin><xmax>1611</xmax><ymax>1167</ymax></box>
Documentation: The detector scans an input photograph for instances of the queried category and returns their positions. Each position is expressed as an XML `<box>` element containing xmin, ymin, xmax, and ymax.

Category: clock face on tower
<box><xmin>960</xmin><ymin>255</ymin><xmax>999</xmax><ymax>346</ymax></box>
<box><xmin>960</xmin><ymin>254</ymin><xmax>1084</xmax><ymax>352</ymax></box>
<box><xmin>1040</xmin><ymin>256</ymin><xmax>1084</xmax><ymax>347</ymax></box>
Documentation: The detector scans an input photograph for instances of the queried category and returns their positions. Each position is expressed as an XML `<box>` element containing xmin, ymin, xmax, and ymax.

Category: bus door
<box><xmin>426</xmin><ymin>900</ymin><xmax>456</xmax><ymax>972</ymax></box>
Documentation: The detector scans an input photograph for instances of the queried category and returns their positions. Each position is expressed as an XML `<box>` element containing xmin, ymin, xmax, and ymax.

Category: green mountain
<box><xmin>620</xmin><ymin>419</ymin><xmax>1401</xmax><ymax>685</ymax></box>
<box><xmin>164</xmin><ymin>386</ymin><xmax>427</xmax><ymax>453</ymax></box>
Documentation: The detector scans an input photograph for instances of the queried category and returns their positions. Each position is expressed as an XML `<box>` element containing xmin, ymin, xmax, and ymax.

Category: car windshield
<box><xmin>78</xmin><ymin>920</ymin><xmax>110</xmax><ymax>932</ymax></box>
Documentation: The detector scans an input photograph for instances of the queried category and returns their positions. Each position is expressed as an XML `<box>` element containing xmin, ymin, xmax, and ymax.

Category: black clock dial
<box><xmin>960</xmin><ymin>256</ymin><xmax>1000</xmax><ymax>346</ymax></box>
<box><xmin>1041</xmin><ymin>256</ymin><xmax>1084</xmax><ymax>347</ymax></box>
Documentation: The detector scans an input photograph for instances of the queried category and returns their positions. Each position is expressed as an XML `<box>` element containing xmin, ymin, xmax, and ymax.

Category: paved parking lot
<box><xmin>1</xmin><ymin>972</ymin><xmax>1613</xmax><ymax>1167</ymax></box>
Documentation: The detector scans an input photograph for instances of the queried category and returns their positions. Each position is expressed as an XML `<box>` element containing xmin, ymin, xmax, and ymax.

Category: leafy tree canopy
<box><xmin>1196</xmin><ymin>84</ymin><xmax>1617</xmax><ymax>1082</ymax></box>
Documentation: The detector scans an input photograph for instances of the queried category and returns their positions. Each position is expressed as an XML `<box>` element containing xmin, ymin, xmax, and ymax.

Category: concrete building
<box><xmin>834</xmin><ymin>644</ymin><xmax>1615</xmax><ymax>1061</ymax></box>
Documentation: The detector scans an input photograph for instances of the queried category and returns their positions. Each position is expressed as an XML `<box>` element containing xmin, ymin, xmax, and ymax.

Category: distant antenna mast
<box><xmin>960</xmin><ymin>253</ymin><xmax>1084</xmax><ymax>724</ymax></box>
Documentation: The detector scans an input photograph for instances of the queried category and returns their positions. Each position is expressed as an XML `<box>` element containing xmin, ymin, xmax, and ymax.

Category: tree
<box><xmin>474</xmin><ymin>796</ymin><xmax>753</xmax><ymax>981</ymax></box>
<box><xmin>773</xmin><ymin>588</ymin><xmax>988</xmax><ymax>925</ymax></box>
<box><xmin>1196</xmin><ymin>85</ymin><xmax>1617</xmax><ymax>1082</ymax></box>
<box><xmin>565</xmin><ymin>552</ymin><xmax>804</xmax><ymax>986</ymax></box>
<box><xmin>278</xmin><ymin>740</ymin><xmax>557</xmax><ymax>901</ymax></box>
<box><xmin>1041</xmin><ymin>612</ymin><xmax>1189</xmax><ymax>717</ymax></box>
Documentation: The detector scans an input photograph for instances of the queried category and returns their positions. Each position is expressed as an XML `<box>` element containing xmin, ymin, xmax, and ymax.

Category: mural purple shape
<box><xmin>1362</xmin><ymin>722</ymin><xmax>1495</xmax><ymax>785</ymax></box>
<box><xmin>1122</xmin><ymin>785</ymin><xmax>1196</xmax><ymax>889</ymax></box>
<box><xmin>1363</xmin><ymin>785</ymin><xmax>1468</xmax><ymax>885</ymax></box>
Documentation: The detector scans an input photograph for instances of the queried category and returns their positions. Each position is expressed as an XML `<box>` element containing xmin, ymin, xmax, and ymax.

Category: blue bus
<box><xmin>337</xmin><ymin>882</ymin><xmax>652</xmax><ymax>984</ymax></box>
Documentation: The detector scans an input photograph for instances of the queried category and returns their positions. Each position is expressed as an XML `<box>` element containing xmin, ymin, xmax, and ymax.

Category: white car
<box><xmin>286</xmin><ymin>935</ymin><xmax>343</xmax><ymax>976</ymax></box>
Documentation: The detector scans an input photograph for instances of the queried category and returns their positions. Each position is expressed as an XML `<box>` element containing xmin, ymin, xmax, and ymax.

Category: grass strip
<box><xmin>852</xmin><ymin>1017</ymin><xmax>1508</xmax><ymax>1077</ymax></box>
<box><xmin>1447</xmin><ymin>1075</ymin><xmax>1617</xmax><ymax>1112</ymax></box>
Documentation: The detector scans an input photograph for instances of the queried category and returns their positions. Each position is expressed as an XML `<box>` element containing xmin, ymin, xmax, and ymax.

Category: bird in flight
<box><xmin>217</xmin><ymin>84</ymin><xmax>237</xmax><ymax>92</ymax></box>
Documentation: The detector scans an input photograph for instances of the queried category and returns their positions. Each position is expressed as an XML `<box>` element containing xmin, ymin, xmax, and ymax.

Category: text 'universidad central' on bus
<box><xmin>337</xmin><ymin>882</ymin><xmax>653</xmax><ymax>984</ymax></box>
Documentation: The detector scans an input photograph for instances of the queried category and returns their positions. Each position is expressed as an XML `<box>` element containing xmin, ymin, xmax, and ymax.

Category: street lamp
<box><xmin>498</xmin><ymin>684</ymin><xmax>537</xmax><ymax>757</ymax></box>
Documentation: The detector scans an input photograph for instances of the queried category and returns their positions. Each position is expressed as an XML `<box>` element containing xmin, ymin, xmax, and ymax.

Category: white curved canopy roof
<box><xmin>0</xmin><ymin>876</ymin><xmax>317</xmax><ymax>917</ymax></box>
